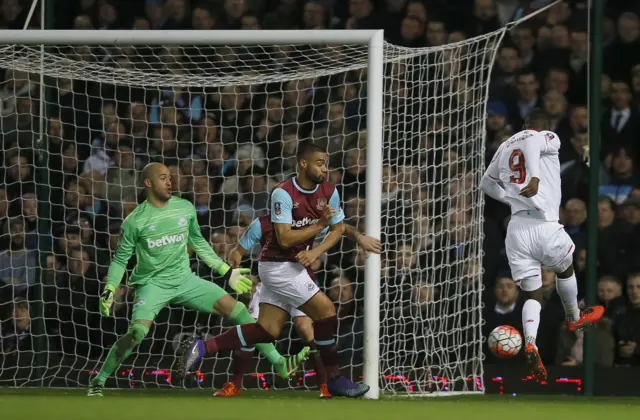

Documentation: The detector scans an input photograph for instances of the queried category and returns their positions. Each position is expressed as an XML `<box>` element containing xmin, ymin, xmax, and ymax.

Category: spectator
<box><xmin>603</xmin><ymin>80</ymin><xmax>640</xmax><ymax>157</ymax></box>
<box><xmin>106</xmin><ymin>142</ymin><xmax>139</xmax><ymax>213</ymax></box>
<box><xmin>601</xmin><ymin>145</ymin><xmax>640</xmax><ymax>203</ymax></box>
<box><xmin>506</xmin><ymin>69</ymin><xmax>542</xmax><ymax>129</ymax></box>
<box><xmin>563</xmin><ymin>198</ymin><xmax>587</xmax><ymax>245</ymax></box>
<box><xmin>0</xmin><ymin>217</ymin><xmax>36</xmax><ymax>300</ymax></box>
<box><xmin>0</xmin><ymin>299</ymin><xmax>31</xmax><ymax>355</ymax></box>
<box><xmin>614</xmin><ymin>273</ymin><xmax>640</xmax><ymax>365</ymax></box>
<box><xmin>597</xmin><ymin>275</ymin><xmax>625</xmax><ymax>319</ymax></box>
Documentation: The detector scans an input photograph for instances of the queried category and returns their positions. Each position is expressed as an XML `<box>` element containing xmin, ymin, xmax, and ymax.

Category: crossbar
<box><xmin>0</xmin><ymin>29</ymin><xmax>381</xmax><ymax>45</ymax></box>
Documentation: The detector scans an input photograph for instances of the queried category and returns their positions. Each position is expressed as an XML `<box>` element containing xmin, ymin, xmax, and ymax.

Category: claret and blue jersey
<box><xmin>258</xmin><ymin>177</ymin><xmax>343</xmax><ymax>263</ymax></box>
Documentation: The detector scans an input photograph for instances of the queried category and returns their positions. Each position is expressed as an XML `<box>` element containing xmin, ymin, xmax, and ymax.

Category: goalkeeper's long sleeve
<box><xmin>187</xmin><ymin>208</ymin><xmax>229</xmax><ymax>274</ymax></box>
<box><xmin>106</xmin><ymin>217</ymin><xmax>136</xmax><ymax>290</ymax></box>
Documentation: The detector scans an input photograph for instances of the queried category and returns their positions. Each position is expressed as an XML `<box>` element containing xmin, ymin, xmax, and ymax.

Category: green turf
<box><xmin>2</xmin><ymin>388</ymin><xmax>639</xmax><ymax>420</ymax></box>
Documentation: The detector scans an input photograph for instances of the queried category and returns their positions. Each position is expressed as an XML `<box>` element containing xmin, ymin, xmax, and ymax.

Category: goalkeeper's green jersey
<box><xmin>106</xmin><ymin>196</ymin><xmax>228</xmax><ymax>289</ymax></box>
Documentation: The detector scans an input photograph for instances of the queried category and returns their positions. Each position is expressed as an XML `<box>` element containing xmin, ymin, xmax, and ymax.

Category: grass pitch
<box><xmin>2</xmin><ymin>388</ymin><xmax>639</xmax><ymax>420</ymax></box>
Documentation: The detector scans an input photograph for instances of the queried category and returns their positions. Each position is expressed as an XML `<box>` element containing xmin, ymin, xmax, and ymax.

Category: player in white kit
<box><xmin>480</xmin><ymin>109</ymin><xmax>605</xmax><ymax>382</ymax></box>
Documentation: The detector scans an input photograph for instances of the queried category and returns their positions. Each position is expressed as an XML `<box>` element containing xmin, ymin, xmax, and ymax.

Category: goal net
<box><xmin>0</xmin><ymin>29</ymin><xmax>504</xmax><ymax>395</ymax></box>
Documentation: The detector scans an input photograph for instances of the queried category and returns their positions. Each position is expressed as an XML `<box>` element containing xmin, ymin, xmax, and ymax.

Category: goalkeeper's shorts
<box><xmin>131</xmin><ymin>272</ymin><xmax>228</xmax><ymax>322</ymax></box>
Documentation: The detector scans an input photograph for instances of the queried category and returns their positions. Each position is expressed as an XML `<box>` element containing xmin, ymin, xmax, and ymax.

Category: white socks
<box><xmin>556</xmin><ymin>273</ymin><xmax>580</xmax><ymax>322</ymax></box>
<box><xmin>522</xmin><ymin>299</ymin><xmax>541</xmax><ymax>346</ymax></box>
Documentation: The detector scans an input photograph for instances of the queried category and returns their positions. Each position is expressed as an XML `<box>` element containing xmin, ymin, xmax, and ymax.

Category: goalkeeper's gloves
<box><xmin>99</xmin><ymin>284</ymin><xmax>116</xmax><ymax>317</ymax></box>
<box><xmin>219</xmin><ymin>264</ymin><xmax>253</xmax><ymax>294</ymax></box>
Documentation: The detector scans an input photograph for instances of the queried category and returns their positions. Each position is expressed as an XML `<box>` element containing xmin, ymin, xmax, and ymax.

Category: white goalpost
<box><xmin>0</xmin><ymin>28</ymin><xmax>506</xmax><ymax>398</ymax></box>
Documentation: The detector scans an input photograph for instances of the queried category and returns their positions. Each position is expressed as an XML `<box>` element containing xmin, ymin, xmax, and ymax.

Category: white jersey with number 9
<box><xmin>487</xmin><ymin>129</ymin><xmax>561</xmax><ymax>222</ymax></box>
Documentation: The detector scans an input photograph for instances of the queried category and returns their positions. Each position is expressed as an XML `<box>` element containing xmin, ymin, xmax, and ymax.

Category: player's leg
<box><xmin>506</xmin><ymin>221</ymin><xmax>547</xmax><ymax>382</ymax></box>
<box><xmin>542</xmin><ymin>228</ymin><xmax>604</xmax><ymax>330</ymax></box>
<box><xmin>174</xmin><ymin>275</ymin><xmax>308</xmax><ymax>379</ymax></box>
<box><xmin>185</xmin><ymin>301</ymin><xmax>288</xmax><ymax>372</ymax></box>
<box><xmin>292</xmin><ymin>313</ymin><xmax>331</xmax><ymax>398</ymax></box>
<box><xmin>298</xmin><ymin>283</ymin><xmax>369</xmax><ymax>397</ymax></box>
<box><xmin>216</xmin><ymin>285</ymin><xmax>262</xmax><ymax>397</ymax></box>
<box><xmin>88</xmin><ymin>285</ymin><xmax>166</xmax><ymax>396</ymax></box>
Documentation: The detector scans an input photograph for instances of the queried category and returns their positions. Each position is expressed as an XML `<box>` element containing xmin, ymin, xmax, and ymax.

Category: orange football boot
<box><xmin>319</xmin><ymin>383</ymin><xmax>333</xmax><ymax>399</ymax></box>
<box><xmin>524</xmin><ymin>343</ymin><xmax>547</xmax><ymax>383</ymax></box>
<box><xmin>566</xmin><ymin>305</ymin><xmax>605</xmax><ymax>332</ymax></box>
<box><xmin>214</xmin><ymin>382</ymin><xmax>241</xmax><ymax>397</ymax></box>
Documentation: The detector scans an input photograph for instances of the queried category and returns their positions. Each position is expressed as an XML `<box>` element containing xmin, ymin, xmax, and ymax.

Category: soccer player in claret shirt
<box><xmin>179</xmin><ymin>143</ymin><xmax>371</xmax><ymax>397</ymax></box>
<box><xmin>479</xmin><ymin>109</ymin><xmax>605</xmax><ymax>382</ymax></box>
<box><xmin>87</xmin><ymin>163</ymin><xmax>308</xmax><ymax>396</ymax></box>
<box><xmin>215</xmin><ymin>213</ymin><xmax>381</xmax><ymax>398</ymax></box>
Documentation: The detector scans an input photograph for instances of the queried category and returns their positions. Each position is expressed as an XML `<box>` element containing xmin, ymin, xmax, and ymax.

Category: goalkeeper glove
<box><xmin>219</xmin><ymin>264</ymin><xmax>253</xmax><ymax>294</ymax></box>
<box><xmin>99</xmin><ymin>284</ymin><xmax>116</xmax><ymax>317</ymax></box>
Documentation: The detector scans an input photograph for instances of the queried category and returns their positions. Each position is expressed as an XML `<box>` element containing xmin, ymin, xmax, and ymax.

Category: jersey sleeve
<box><xmin>271</xmin><ymin>188</ymin><xmax>293</xmax><ymax>224</ymax></box>
<box><xmin>106</xmin><ymin>215</ymin><xmax>137</xmax><ymax>290</ymax></box>
<box><xmin>328</xmin><ymin>188</ymin><xmax>345</xmax><ymax>225</ymax></box>
<box><xmin>540</xmin><ymin>131</ymin><xmax>561</xmax><ymax>154</ymax></box>
<box><xmin>484</xmin><ymin>146</ymin><xmax>502</xmax><ymax>182</ymax></box>
<box><xmin>480</xmin><ymin>146</ymin><xmax>507</xmax><ymax>203</ymax></box>
<box><xmin>239</xmin><ymin>218</ymin><xmax>262</xmax><ymax>250</ymax></box>
<box><xmin>187</xmin><ymin>204</ymin><xmax>226</xmax><ymax>272</ymax></box>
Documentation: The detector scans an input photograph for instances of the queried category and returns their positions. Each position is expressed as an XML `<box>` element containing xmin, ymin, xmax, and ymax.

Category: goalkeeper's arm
<box><xmin>187</xmin><ymin>208</ymin><xmax>252</xmax><ymax>293</ymax></box>
<box><xmin>105</xmin><ymin>218</ymin><xmax>136</xmax><ymax>291</ymax></box>
<box><xmin>101</xmin><ymin>218</ymin><xmax>136</xmax><ymax>316</ymax></box>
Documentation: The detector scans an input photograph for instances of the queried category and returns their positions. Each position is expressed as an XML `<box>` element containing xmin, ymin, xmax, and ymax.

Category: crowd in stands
<box><xmin>1</xmin><ymin>0</ymin><xmax>640</xmax><ymax>387</ymax></box>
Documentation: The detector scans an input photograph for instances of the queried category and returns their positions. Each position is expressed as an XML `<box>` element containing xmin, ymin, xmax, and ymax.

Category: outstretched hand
<box><xmin>228</xmin><ymin>268</ymin><xmax>252</xmax><ymax>294</ymax></box>
<box><xmin>357</xmin><ymin>234</ymin><xmax>382</xmax><ymax>254</ymax></box>
<box><xmin>99</xmin><ymin>284</ymin><xmax>116</xmax><ymax>317</ymax></box>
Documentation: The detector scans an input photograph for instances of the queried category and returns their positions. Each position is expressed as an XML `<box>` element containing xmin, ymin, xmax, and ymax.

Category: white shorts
<box><xmin>505</xmin><ymin>214</ymin><xmax>575</xmax><ymax>291</ymax></box>
<box><xmin>256</xmin><ymin>261</ymin><xmax>319</xmax><ymax>315</ymax></box>
<box><xmin>249</xmin><ymin>283</ymin><xmax>307</xmax><ymax>319</ymax></box>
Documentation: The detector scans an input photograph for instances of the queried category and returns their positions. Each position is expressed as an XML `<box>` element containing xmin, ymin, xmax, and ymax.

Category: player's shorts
<box><xmin>257</xmin><ymin>261</ymin><xmax>319</xmax><ymax>314</ymax></box>
<box><xmin>249</xmin><ymin>283</ymin><xmax>307</xmax><ymax>319</ymax></box>
<box><xmin>505</xmin><ymin>213</ymin><xmax>575</xmax><ymax>292</ymax></box>
<box><xmin>131</xmin><ymin>272</ymin><xmax>228</xmax><ymax>322</ymax></box>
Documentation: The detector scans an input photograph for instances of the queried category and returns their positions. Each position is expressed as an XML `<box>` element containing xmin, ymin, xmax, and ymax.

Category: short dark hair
<box><xmin>524</xmin><ymin>108</ymin><xmax>549</xmax><ymax>129</ymax></box>
<box><xmin>296</xmin><ymin>142</ymin><xmax>326</xmax><ymax>161</ymax></box>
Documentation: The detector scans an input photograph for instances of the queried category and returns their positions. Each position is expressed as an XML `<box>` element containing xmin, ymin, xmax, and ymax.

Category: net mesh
<box><xmin>0</xmin><ymin>29</ymin><xmax>504</xmax><ymax>394</ymax></box>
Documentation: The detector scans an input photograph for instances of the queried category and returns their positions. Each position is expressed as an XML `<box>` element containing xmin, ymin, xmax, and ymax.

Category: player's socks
<box><xmin>555</xmin><ymin>273</ymin><xmax>580</xmax><ymax>322</ymax></box>
<box><xmin>230</xmin><ymin>348</ymin><xmax>255</xmax><ymax>388</ymax></box>
<box><xmin>522</xmin><ymin>299</ymin><xmax>541</xmax><ymax>346</ymax></box>
<box><xmin>222</xmin><ymin>302</ymin><xmax>285</xmax><ymax>366</ymax></box>
<box><xmin>304</xmin><ymin>341</ymin><xmax>328</xmax><ymax>386</ymax></box>
<box><xmin>93</xmin><ymin>323</ymin><xmax>148</xmax><ymax>385</ymax></box>
<box><xmin>205</xmin><ymin>323</ymin><xmax>276</xmax><ymax>354</ymax></box>
<box><xmin>313</xmin><ymin>315</ymin><xmax>340</xmax><ymax>379</ymax></box>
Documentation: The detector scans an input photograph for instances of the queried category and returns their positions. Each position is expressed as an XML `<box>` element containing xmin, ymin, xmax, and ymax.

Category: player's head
<box><xmin>296</xmin><ymin>142</ymin><xmax>328</xmax><ymax>184</ymax></box>
<box><xmin>142</xmin><ymin>162</ymin><xmax>172</xmax><ymax>202</ymax></box>
<box><xmin>524</xmin><ymin>108</ymin><xmax>551</xmax><ymax>131</ymax></box>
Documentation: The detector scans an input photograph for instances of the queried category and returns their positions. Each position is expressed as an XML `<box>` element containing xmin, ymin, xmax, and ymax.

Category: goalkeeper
<box><xmin>88</xmin><ymin>163</ymin><xmax>308</xmax><ymax>396</ymax></box>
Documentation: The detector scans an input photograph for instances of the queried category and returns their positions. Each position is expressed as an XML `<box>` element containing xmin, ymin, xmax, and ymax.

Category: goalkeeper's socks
<box><xmin>231</xmin><ymin>348</ymin><xmax>255</xmax><ymax>388</ymax></box>
<box><xmin>94</xmin><ymin>344</ymin><xmax>134</xmax><ymax>384</ymax></box>
<box><xmin>205</xmin><ymin>324</ymin><xmax>276</xmax><ymax>354</ymax></box>
<box><xmin>313</xmin><ymin>315</ymin><xmax>340</xmax><ymax>379</ymax></box>
<box><xmin>522</xmin><ymin>299</ymin><xmax>541</xmax><ymax>346</ymax></box>
<box><xmin>226</xmin><ymin>302</ymin><xmax>256</xmax><ymax>325</ymax></box>
<box><xmin>556</xmin><ymin>273</ymin><xmax>580</xmax><ymax>322</ymax></box>
<box><xmin>305</xmin><ymin>341</ymin><xmax>328</xmax><ymax>385</ymax></box>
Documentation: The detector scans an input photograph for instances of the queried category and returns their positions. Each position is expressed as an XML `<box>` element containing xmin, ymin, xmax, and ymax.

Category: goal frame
<box><xmin>2</xmin><ymin>29</ymin><xmax>384</xmax><ymax>400</ymax></box>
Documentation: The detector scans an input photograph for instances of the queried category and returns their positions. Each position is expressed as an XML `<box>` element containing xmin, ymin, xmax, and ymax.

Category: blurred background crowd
<box><xmin>0</xmin><ymin>0</ymin><xmax>640</xmax><ymax>388</ymax></box>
